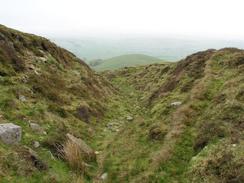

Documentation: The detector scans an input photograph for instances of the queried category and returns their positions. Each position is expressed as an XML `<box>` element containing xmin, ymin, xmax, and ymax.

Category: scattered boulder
<box><xmin>66</xmin><ymin>133</ymin><xmax>96</xmax><ymax>161</ymax></box>
<box><xmin>170</xmin><ymin>101</ymin><xmax>182</xmax><ymax>106</ymax></box>
<box><xmin>0</xmin><ymin>123</ymin><xmax>22</xmax><ymax>144</ymax></box>
<box><xmin>126</xmin><ymin>115</ymin><xmax>134</xmax><ymax>121</ymax></box>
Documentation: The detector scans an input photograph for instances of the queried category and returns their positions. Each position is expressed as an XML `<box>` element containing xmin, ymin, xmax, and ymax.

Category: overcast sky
<box><xmin>1</xmin><ymin>0</ymin><xmax>244</xmax><ymax>39</ymax></box>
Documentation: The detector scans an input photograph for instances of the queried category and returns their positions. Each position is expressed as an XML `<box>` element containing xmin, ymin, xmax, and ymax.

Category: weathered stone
<box><xmin>101</xmin><ymin>172</ymin><xmax>108</xmax><ymax>180</ymax></box>
<box><xmin>33</xmin><ymin>141</ymin><xmax>40</xmax><ymax>148</ymax></box>
<box><xmin>39</xmin><ymin>57</ymin><xmax>47</xmax><ymax>62</ymax></box>
<box><xmin>0</xmin><ymin>123</ymin><xmax>22</xmax><ymax>144</ymax></box>
<box><xmin>29</xmin><ymin>122</ymin><xmax>45</xmax><ymax>134</ymax></box>
<box><xmin>28</xmin><ymin>64</ymin><xmax>35</xmax><ymax>70</ymax></box>
<box><xmin>170</xmin><ymin>101</ymin><xmax>182</xmax><ymax>106</ymax></box>
<box><xmin>66</xmin><ymin>133</ymin><xmax>96</xmax><ymax>161</ymax></box>
<box><xmin>126</xmin><ymin>116</ymin><xmax>134</xmax><ymax>121</ymax></box>
<box><xmin>19</xmin><ymin>95</ymin><xmax>26</xmax><ymax>102</ymax></box>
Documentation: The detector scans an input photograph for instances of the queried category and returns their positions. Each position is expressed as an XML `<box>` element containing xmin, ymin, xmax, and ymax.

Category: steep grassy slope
<box><xmin>102</xmin><ymin>48</ymin><xmax>244</xmax><ymax>183</ymax></box>
<box><xmin>0</xmin><ymin>25</ymin><xmax>115</xmax><ymax>182</ymax></box>
<box><xmin>91</xmin><ymin>54</ymin><xmax>165</xmax><ymax>71</ymax></box>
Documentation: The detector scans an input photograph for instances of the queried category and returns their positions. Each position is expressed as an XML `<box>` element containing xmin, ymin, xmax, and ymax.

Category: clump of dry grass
<box><xmin>62</xmin><ymin>138</ymin><xmax>85</xmax><ymax>173</ymax></box>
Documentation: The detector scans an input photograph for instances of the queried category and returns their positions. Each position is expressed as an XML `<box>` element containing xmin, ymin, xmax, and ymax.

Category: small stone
<box><xmin>34</xmin><ymin>70</ymin><xmax>40</xmax><ymax>75</ymax></box>
<box><xmin>170</xmin><ymin>101</ymin><xmax>182</xmax><ymax>106</ymax></box>
<box><xmin>101</xmin><ymin>172</ymin><xmax>108</xmax><ymax>180</ymax></box>
<box><xmin>0</xmin><ymin>123</ymin><xmax>22</xmax><ymax>144</ymax></box>
<box><xmin>126</xmin><ymin>116</ymin><xmax>134</xmax><ymax>121</ymax></box>
<box><xmin>28</xmin><ymin>65</ymin><xmax>35</xmax><ymax>70</ymax></box>
<box><xmin>95</xmin><ymin>151</ymin><xmax>100</xmax><ymax>155</ymax></box>
<box><xmin>29</xmin><ymin>122</ymin><xmax>45</xmax><ymax>134</ymax></box>
<box><xmin>48</xmin><ymin>151</ymin><xmax>56</xmax><ymax>160</ymax></box>
<box><xmin>39</xmin><ymin>57</ymin><xmax>47</xmax><ymax>62</ymax></box>
<box><xmin>33</xmin><ymin>141</ymin><xmax>40</xmax><ymax>148</ymax></box>
<box><xmin>232</xmin><ymin>144</ymin><xmax>237</xmax><ymax>147</ymax></box>
<box><xmin>19</xmin><ymin>95</ymin><xmax>26</xmax><ymax>102</ymax></box>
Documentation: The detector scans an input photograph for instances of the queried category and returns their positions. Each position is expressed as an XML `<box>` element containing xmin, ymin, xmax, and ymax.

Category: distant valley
<box><xmin>52</xmin><ymin>36</ymin><xmax>244</xmax><ymax>63</ymax></box>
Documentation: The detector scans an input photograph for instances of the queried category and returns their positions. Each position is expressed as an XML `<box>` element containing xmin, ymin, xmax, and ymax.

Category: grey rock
<box><xmin>19</xmin><ymin>95</ymin><xmax>27</xmax><ymax>102</ymax></box>
<box><xmin>101</xmin><ymin>172</ymin><xmax>108</xmax><ymax>180</ymax></box>
<box><xmin>106</xmin><ymin>121</ymin><xmax>121</xmax><ymax>132</ymax></box>
<box><xmin>126</xmin><ymin>116</ymin><xmax>134</xmax><ymax>121</ymax></box>
<box><xmin>0</xmin><ymin>123</ymin><xmax>22</xmax><ymax>144</ymax></box>
<box><xmin>39</xmin><ymin>57</ymin><xmax>47</xmax><ymax>62</ymax></box>
<box><xmin>33</xmin><ymin>141</ymin><xmax>40</xmax><ymax>148</ymax></box>
<box><xmin>29</xmin><ymin>122</ymin><xmax>45</xmax><ymax>134</ymax></box>
<box><xmin>170</xmin><ymin>101</ymin><xmax>182</xmax><ymax>106</ymax></box>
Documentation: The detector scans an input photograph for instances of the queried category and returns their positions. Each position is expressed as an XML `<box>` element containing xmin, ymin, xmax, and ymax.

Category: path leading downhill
<box><xmin>92</xmin><ymin>77</ymin><xmax>154</xmax><ymax>182</ymax></box>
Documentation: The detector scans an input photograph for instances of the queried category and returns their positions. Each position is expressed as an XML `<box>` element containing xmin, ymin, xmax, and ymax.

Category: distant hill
<box><xmin>52</xmin><ymin>37</ymin><xmax>244</xmax><ymax>62</ymax></box>
<box><xmin>90</xmin><ymin>54</ymin><xmax>165</xmax><ymax>71</ymax></box>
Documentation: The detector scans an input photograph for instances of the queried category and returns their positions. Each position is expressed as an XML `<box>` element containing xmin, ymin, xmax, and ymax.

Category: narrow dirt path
<box><xmin>92</xmin><ymin>78</ymin><xmax>152</xmax><ymax>182</ymax></box>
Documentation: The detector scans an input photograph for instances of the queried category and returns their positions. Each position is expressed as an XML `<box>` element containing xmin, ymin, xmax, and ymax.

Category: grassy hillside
<box><xmin>102</xmin><ymin>48</ymin><xmax>244</xmax><ymax>182</ymax></box>
<box><xmin>91</xmin><ymin>54</ymin><xmax>165</xmax><ymax>71</ymax></box>
<box><xmin>0</xmin><ymin>25</ymin><xmax>243</xmax><ymax>183</ymax></box>
<box><xmin>0</xmin><ymin>25</ymin><xmax>115</xmax><ymax>182</ymax></box>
